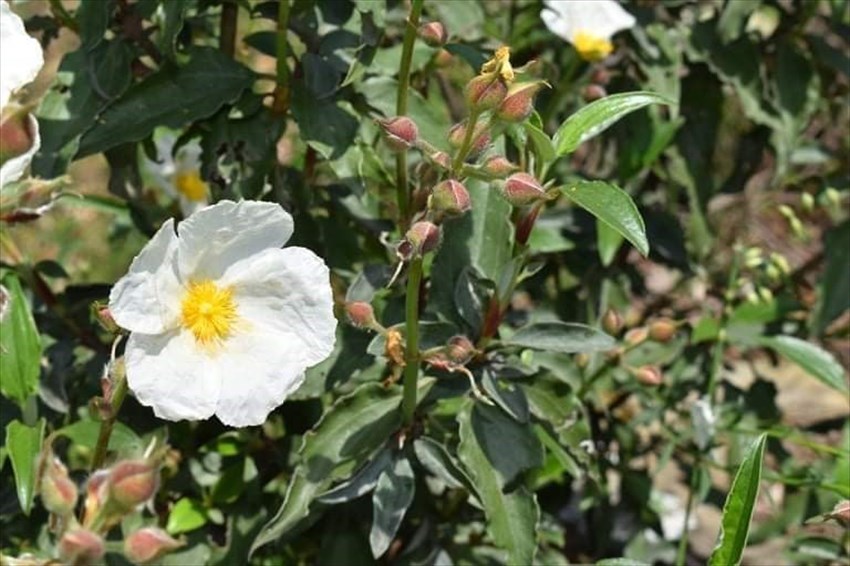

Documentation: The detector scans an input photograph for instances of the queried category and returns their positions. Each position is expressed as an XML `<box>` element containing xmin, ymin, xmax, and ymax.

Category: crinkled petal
<box><xmin>0</xmin><ymin>113</ymin><xmax>39</xmax><ymax>187</ymax></box>
<box><xmin>220</xmin><ymin>246</ymin><xmax>337</xmax><ymax>367</ymax></box>
<box><xmin>109</xmin><ymin>219</ymin><xmax>182</xmax><ymax>334</ymax></box>
<box><xmin>177</xmin><ymin>200</ymin><xmax>294</xmax><ymax>281</ymax></box>
<box><xmin>542</xmin><ymin>0</ymin><xmax>635</xmax><ymax>42</ymax></box>
<box><xmin>541</xmin><ymin>0</ymin><xmax>578</xmax><ymax>42</ymax></box>
<box><xmin>125</xmin><ymin>330</ymin><xmax>220</xmax><ymax>421</ymax></box>
<box><xmin>212</xmin><ymin>328</ymin><xmax>310</xmax><ymax>427</ymax></box>
<box><xmin>0</xmin><ymin>2</ymin><xmax>44</xmax><ymax>108</ymax></box>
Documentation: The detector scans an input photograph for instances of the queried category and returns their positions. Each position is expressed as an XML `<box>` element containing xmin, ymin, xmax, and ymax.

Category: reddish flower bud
<box><xmin>108</xmin><ymin>460</ymin><xmax>159</xmax><ymax>510</ymax></box>
<box><xmin>418</xmin><ymin>21</ymin><xmax>447</xmax><ymax>47</ymax></box>
<box><xmin>0</xmin><ymin>106</ymin><xmax>36</xmax><ymax>165</ymax></box>
<box><xmin>378</xmin><ymin>116</ymin><xmax>418</xmax><ymax>151</ymax></box>
<box><xmin>124</xmin><ymin>527</ymin><xmax>184</xmax><ymax>564</ymax></box>
<box><xmin>496</xmin><ymin>81</ymin><xmax>546</xmax><ymax>123</ymax></box>
<box><xmin>482</xmin><ymin>155</ymin><xmax>518</xmax><ymax>178</ymax></box>
<box><xmin>448</xmin><ymin>120</ymin><xmax>490</xmax><ymax>158</ymax></box>
<box><xmin>624</xmin><ymin>326</ymin><xmax>648</xmax><ymax>346</ymax></box>
<box><xmin>648</xmin><ymin>318</ymin><xmax>677</xmax><ymax>343</ymax></box>
<box><xmin>430</xmin><ymin>179</ymin><xmax>471</xmax><ymax>216</ymax></box>
<box><xmin>58</xmin><ymin>529</ymin><xmax>105</xmax><ymax>566</ymax></box>
<box><xmin>434</xmin><ymin>49</ymin><xmax>454</xmax><ymax>68</ymax></box>
<box><xmin>582</xmin><ymin>84</ymin><xmax>607</xmax><ymax>102</ymax></box>
<box><xmin>345</xmin><ymin>301</ymin><xmax>376</xmax><ymax>329</ymax></box>
<box><xmin>82</xmin><ymin>470</ymin><xmax>109</xmax><ymax>527</ymax></box>
<box><xmin>445</xmin><ymin>335</ymin><xmax>475</xmax><ymax>365</ymax></box>
<box><xmin>503</xmin><ymin>172</ymin><xmax>546</xmax><ymax>206</ymax></box>
<box><xmin>40</xmin><ymin>457</ymin><xmax>78</xmax><ymax>516</ymax></box>
<box><xmin>634</xmin><ymin>366</ymin><xmax>663</xmax><ymax>386</ymax></box>
<box><xmin>602</xmin><ymin>309</ymin><xmax>623</xmax><ymax>336</ymax></box>
<box><xmin>428</xmin><ymin>150</ymin><xmax>451</xmax><ymax>170</ymax></box>
<box><xmin>405</xmin><ymin>221</ymin><xmax>441</xmax><ymax>256</ymax></box>
<box><xmin>92</xmin><ymin>302</ymin><xmax>120</xmax><ymax>334</ymax></box>
<box><xmin>465</xmin><ymin>74</ymin><xmax>508</xmax><ymax>111</ymax></box>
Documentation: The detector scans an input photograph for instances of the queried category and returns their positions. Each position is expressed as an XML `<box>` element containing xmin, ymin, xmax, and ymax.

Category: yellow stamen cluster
<box><xmin>174</xmin><ymin>171</ymin><xmax>208</xmax><ymax>202</ymax></box>
<box><xmin>573</xmin><ymin>31</ymin><xmax>613</xmax><ymax>62</ymax></box>
<box><xmin>481</xmin><ymin>46</ymin><xmax>515</xmax><ymax>82</ymax></box>
<box><xmin>180</xmin><ymin>280</ymin><xmax>237</xmax><ymax>346</ymax></box>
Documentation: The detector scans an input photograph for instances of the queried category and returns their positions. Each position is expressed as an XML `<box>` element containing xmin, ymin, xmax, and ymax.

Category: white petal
<box><xmin>0</xmin><ymin>1</ymin><xmax>44</xmax><ymax>108</ymax></box>
<box><xmin>176</xmin><ymin>200</ymin><xmax>294</xmax><ymax>281</ymax></box>
<box><xmin>0</xmin><ymin>113</ymin><xmax>39</xmax><ymax>187</ymax></box>
<box><xmin>220</xmin><ymin>246</ymin><xmax>337</xmax><ymax>366</ymax></box>
<box><xmin>542</xmin><ymin>0</ymin><xmax>635</xmax><ymax>42</ymax></box>
<box><xmin>109</xmin><ymin>219</ymin><xmax>182</xmax><ymax>334</ymax></box>
<box><xmin>125</xmin><ymin>330</ymin><xmax>220</xmax><ymax>421</ymax></box>
<box><xmin>541</xmin><ymin>0</ymin><xmax>578</xmax><ymax>42</ymax></box>
<box><xmin>212</xmin><ymin>328</ymin><xmax>309</xmax><ymax>427</ymax></box>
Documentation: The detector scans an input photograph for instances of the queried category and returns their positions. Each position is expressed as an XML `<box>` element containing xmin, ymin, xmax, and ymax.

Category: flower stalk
<box><xmin>273</xmin><ymin>0</ymin><xmax>291</xmax><ymax>115</ymax></box>
<box><xmin>219</xmin><ymin>0</ymin><xmax>238</xmax><ymax>58</ymax></box>
<box><xmin>90</xmin><ymin>364</ymin><xmax>129</xmax><ymax>472</ymax></box>
<box><xmin>401</xmin><ymin>257</ymin><xmax>423</xmax><ymax>426</ymax></box>
<box><xmin>451</xmin><ymin>109</ymin><xmax>482</xmax><ymax>174</ymax></box>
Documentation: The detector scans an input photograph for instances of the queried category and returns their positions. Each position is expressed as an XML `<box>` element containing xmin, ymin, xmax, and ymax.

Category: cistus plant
<box><xmin>1</xmin><ymin>1</ymin><xmax>848</xmax><ymax>565</ymax></box>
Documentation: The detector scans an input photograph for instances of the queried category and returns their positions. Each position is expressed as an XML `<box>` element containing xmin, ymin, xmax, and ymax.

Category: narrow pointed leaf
<box><xmin>370</xmin><ymin>456</ymin><xmax>415</xmax><ymax>558</ymax></box>
<box><xmin>759</xmin><ymin>336</ymin><xmax>849</xmax><ymax>394</ymax></box>
<box><xmin>0</xmin><ymin>274</ymin><xmax>42</xmax><ymax>408</ymax></box>
<box><xmin>317</xmin><ymin>449</ymin><xmax>393</xmax><ymax>504</ymax></box>
<box><xmin>6</xmin><ymin>419</ymin><xmax>46</xmax><ymax>515</ymax></box>
<box><xmin>504</xmin><ymin>322</ymin><xmax>615</xmax><ymax>354</ymax></box>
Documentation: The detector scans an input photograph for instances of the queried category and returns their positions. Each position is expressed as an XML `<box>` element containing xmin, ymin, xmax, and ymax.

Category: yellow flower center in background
<box><xmin>481</xmin><ymin>46</ymin><xmax>515</xmax><ymax>82</ymax></box>
<box><xmin>573</xmin><ymin>30</ymin><xmax>613</xmax><ymax>62</ymax></box>
<box><xmin>174</xmin><ymin>171</ymin><xmax>208</xmax><ymax>203</ymax></box>
<box><xmin>180</xmin><ymin>281</ymin><xmax>237</xmax><ymax>346</ymax></box>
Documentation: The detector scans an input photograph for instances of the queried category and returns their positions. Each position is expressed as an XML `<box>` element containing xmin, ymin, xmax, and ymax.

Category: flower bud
<box><xmin>503</xmin><ymin>172</ymin><xmax>546</xmax><ymax>206</ymax></box>
<box><xmin>0</xmin><ymin>106</ymin><xmax>36</xmax><ymax>165</ymax></box>
<box><xmin>418</xmin><ymin>21</ymin><xmax>447</xmax><ymax>47</ymax></box>
<box><xmin>345</xmin><ymin>301</ymin><xmax>376</xmax><ymax>329</ymax></box>
<box><xmin>602</xmin><ymin>309</ymin><xmax>623</xmax><ymax>336</ymax></box>
<box><xmin>624</xmin><ymin>326</ymin><xmax>648</xmax><ymax>346</ymax></box>
<box><xmin>445</xmin><ymin>335</ymin><xmax>475</xmax><ymax>365</ymax></box>
<box><xmin>430</xmin><ymin>179</ymin><xmax>471</xmax><ymax>216</ymax></box>
<box><xmin>378</xmin><ymin>116</ymin><xmax>418</xmax><ymax>152</ymax></box>
<box><xmin>108</xmin><ymin>460</ymin><xmax>159</xmax><ymax>510</ymax></box>
<box><xmin>404</xmin><ymin>221</ymin><xmax>441</xmax><ymax>256</ymax></box>
<box><xmin>648</xmin><ymin>318</ymin><xmax>676</xmax><ymax>343</ymax></box>
<box><xmin>800</xmin><ymin>192</ymin><xmax>815</xmax><ymax>212</ymax></box>
<box><xmin>82</xmin><ymin>470</ymin><xmax>109</xmax><ymax>527</ymax></box>
<box><xmin>58</xmin><ymin>529</ymin><xmax>105</xmax><ymax>566</ymax></box>
<box><xmin>482</xmin><ymin>155</ymin><xmax>518</xmax><ymax>177</ymax></box>
<box><xmin>634</xmin><ymin>366</ymin><xmax>663</xmax><ymax>386</ymax></box>
<box><xmin>465</xmin><ymin>74</ymin><xmax>508</xmax><ymax>111</ymax></box>
<box><xmin>434</xmin><ymin>48</ymin><xmax>454</xmax><ymax>68</ymax></box>
<box><xmin>828</xmin><ymin>500</ymin><xmax>850</xmax><ymax>527</ymax></box>
<box><xmin>448</xmin><ymin>120</ymin><xmax>490</xmax><ymax>157</ymax></box>
<box><xmin>40</xmin><ymin>457</ymin><xmax>78</xmax><ymax>516</ymax></box>
<box><xmin>574</xmin><ymin>352</ymin><xmax>589</xmax><ymax>368</ymax></box>
<box><xmin>582</xmin><ymin>84</ymin><xmax>607</xmax><ymax>102</ymax></box>
<box><xmin>91</xmin><ymin>302</ymin><xmax>120</xmax><ymax>334</ymax></box>
<box><xmin>496</xmin><ymin>81</ymin><xmax>546</xmax><ymax>123</ymax></box>
<box><xmin>124</xmin><ymin>527</ymin><xmax>184</xmax><ymax>564</ymax></box>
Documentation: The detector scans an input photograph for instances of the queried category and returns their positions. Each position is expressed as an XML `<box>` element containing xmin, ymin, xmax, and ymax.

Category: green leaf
<box><xmin>167</xmin><ymin>497</ymin><xmax>209</xmax><ymax>535</ymax></box>
<box><xmin>457</xmin><ymin>403</ymin><xmax>539</xmax><ymax>565</ymax></box>
<box><xmin>480</xmin><ymin>369</ymin><xmax>530</xmax><ymax>423</ymax></box>
<box><xmin>0</xmin><ymin>274</ymin><xmax>42</xmax><ymax>407</ymax></box>
<box><xmin>709</xmin><ymin>434</ymin><xmax>767</xmax><ymax>566</ymax></box>
<box><xmin>560</xmin><ymin>181</ymin><xmax>649</xmax><ymax>256</ymax></box>
<box><xmin>318</xmin><ymin>449</ymin><xmax>393</xmax><ymax>505</ymax></box>
<box><xmin>370</xmin><ymin>456</ymin><xmax>415</xmax><ymax>558</ymax></box>
<box><xmin>504</xmin><ymin>322</ymin><xmax>615</xmax><ymax>354</ymax></box>
<box><xmin>469</xmin><ymin>403</ymin><xmax>542</xmax><ymax>491</ymax></box>
<box><xmin>5</xmin><ymin>419</ymin><xmax>46</xmax><ymax>515</ymax></box>
<box><xmin>597</xmin><ymin>219</ymin><xmax>624</xmax><ymax>266</ymax></box>
<box><xmin>55</xmin><ymin>419</ymin><xmax>143</xmax><ymax>455</ymax></box>
<box><xmin>553</xmin><ymin>91</ymin><xmax>673</xmax><ymax>156</ymax></box>
<box><xmin>524</xmin><ymin>121</ymin><xmax>555</xmax><ymax>163</ymax></box>
<box><xmin>76</xmin><ymin>47</ymin><xmax>255</xmax><ymax>157</ymax></box>
<box><xmin>758</xmin><ymin>336</ymin><xmax>848</xmax><ymax>394</ymax></box>
<box><xmin>251</xmin><ymin>379</ymin><xmax>434</xmax><ymax>554</ymax></box>
<box><xmin>291</xmin><ymin>84</ymin><xmax>358</xmax><ymax>160</ymax></box>
<box><xmin>413</xmin><ymin>437</ymin><xmax>475</xmax><ymax>493</ymax></box>
<box><xmin>815</xmin><ymin>220</ymin><xmax>850</xmax><ymax>334</ymax></box>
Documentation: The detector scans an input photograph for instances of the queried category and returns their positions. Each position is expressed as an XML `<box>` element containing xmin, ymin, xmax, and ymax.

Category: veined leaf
<box><xmin>0</xmin><ymin>273</ymin><xmax>42</xmax><ymax>408</ymax></box>
<box><xmin>504</xmin><ymin>322</ymin><xmax>615</xmax><ymax>354</ymax></box>
<box><xmin>370</xmin><ymin>456</ymin><xmax>415</xmax><ymax>558</ymax></box>
<box><xmin>759</xmin><ymin>336</ymin><xmax>848</xmax><ymax>394</ymax></box>
<box><xmin>6</xmin><ymin>419</ymin><xmax>46</xmax><ymax>515</ymax></box>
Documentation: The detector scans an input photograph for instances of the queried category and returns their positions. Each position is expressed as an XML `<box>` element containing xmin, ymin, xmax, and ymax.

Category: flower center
<box><xmin>481</xmin><ymin>46</ymin><xmax>515</xmax><ymax>82</ymax></box>
<box><xmin>180</xmin><ymin>280</ymin><xmax>237</xmax><ymax>346</ymax></box>
<box><xmin>573</xmin><ymin>30</ymin><xmax>613</xmax><ymax>62</ymax></box>
<box><xmin>174</xmin><ymin>171</ymin><xmax>208</xmax><ymax>203</ymax></box>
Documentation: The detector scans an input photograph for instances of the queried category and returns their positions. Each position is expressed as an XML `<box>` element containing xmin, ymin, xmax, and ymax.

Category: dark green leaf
<box><xmin>413</xmin><ymin>437</ymin><xmax>475</xmax><ymax>493</ymax></box>
<box><xmin>469</xmin><ymin>403</ymin><xmax>542</xmax><ymax>490</ymax></box>
<box><xmin>815</xmin><ymin>220</ymin><xmax>850</xmax><ymax>333</ymax></box>
<box><xmin>5</xmin><ymin>419</ymin><xmax>45</xmax><ymax>515</ymax></box>
<box><xmin>370</xmin><ymin>456</ymin><xmax>415</xmax><ymax>558</ymax></box>
<box><xmin>560</xmin><ymin>181</ymin><xmax>649</xmax><ymax>256</ymax></box>
<box><xmin>709</xmin><ymin>434</ymin><xmax>767</xmax><ymax>566</ymax></box>
<box><xmin>0</xmin><ymin>274</ymin><xmax>42</xmax><ymax>407</ymax></box>
<box><xmin>758</xmin><ymin>336</ymin><xmax>848</xmax><ymax>394</ymax></box>
<box><xmin>504</xmin><ymin>322</ymin><xmax>615</xmax><ymax>354</ymax></box>
<box><xmin>317</xmin><ymin>449</ymin><xmax>393</xmax><ymax>504</ymax></box>
<box><xmin>553</xmin><ymin>91</ymin><xmax>673</xmax><ymax>156</ymax></box>
<box><xmin>480</xmin><ymin>370</ymin><xmax>529</xmax><ymax>423</ymax></box>
<box><xmin>291</xmin><ymin>85</ymin><xmax>358</xmax><ymax>160</ymax></box>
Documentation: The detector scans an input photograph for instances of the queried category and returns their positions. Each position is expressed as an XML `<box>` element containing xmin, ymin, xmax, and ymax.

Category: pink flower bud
<box><xmin>496</xmin><ymin>81</ymin><xmax>546</xmax><ymax>123</ymax></box>
<box><xmin>39</xmin><ymin>457</ymin><xmax>78</xmax><ymax>516</ymax></box>
<box><xmin>624</xmin><ymin>327</ymin><xmax>648</xmax><ymax>346</ymax></box>
<box><xmin>0</xmin><ymin>106</ymin><xmax>36</xmax><ymax>165</ymax></box>
<box><xmin>430</xmin><ymin>179</ymin><xmax>471</xmax><ymax>216</ymax></box>
<box><xmin>465</xmin><ymin>74</ymin><xmax>508</xmax><ymax>111</ymax></box>
<box><xmin>648</xmin><ymin>318</ymin><xmax>677</xmax><ymax>343</ymax></box>
<box><xmin>378</xmin><ymin>116</ymin><xmax>419</xmax><ymax>151</ymax></box>
<box><xmin>448</xmin><ymin>120</ymin><xmax>490</xmax><ymax>158</ymax></box>
<box><xmin>58</xmin><ymin>529</ymin><xmax>105</xmax><ymax>566</ymax></box>
<box><xmin>405</xmin><ymin>221</ymin><xmax>441</xmax><ymax>256</ymax></box>
<box><xmin>634</xmin><ymin>366</ymin><xmax>663</xmax><ymax>386</ymax></box>
<box><xmin>445</xmin><ymin>335</ymin><xmax>475</xmax><ymax>364</ymax></box>
<box><xmin>418</xmin><ymin>21</ymin><xmax>447</xmax><ymax>47</ymax></box>
<box><xmin>82</xmin><ymin>469</ymin><xmax>109</xmax><ymax>527</ymax></box>
<box><xmin>503</xmin><ymin>172</ymin><xmax>546</xmax><ymax>206</ymax></box>
<box><xmin>345</xmin><ymin>301</ymin><xmax>376</xmax><ymax>328</ymax></box>
<box><xmin>124</xmin><ymin>527</ymin><xmax>184</xmax><ymax>564</ymax></box>
<box><xmin>482</xmin><ymin>156</ymin><xmax>518</xmax><ymax>178</ymax></box>
<box><xmin>582</xmin><ymin>84</ymin><xmax>607</xmax><ymax>102</ymax></box>
<box><xmin>602</xmin><ymin>309</ymin><xmax>623</xmax><ymax>336</ymax></box>
<box><xmin>108</xmin><ymin>460</ymin><xmax>159</xmax><ymax>510</ymax></box>
<box><xmin>92</xmin><ymin>302</ymin><xmax>120</xmax><ymax>334</ymax></box>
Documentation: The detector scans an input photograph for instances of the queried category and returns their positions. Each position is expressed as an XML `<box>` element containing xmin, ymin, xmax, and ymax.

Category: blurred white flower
<box><xmin>691</xmin><ymin>396</ymin><xmax>716</xmax><ymax>451</ymax></box>
<box><xmin>541</xmin><ymin>0</ymin><xmax>636</xmax><ymax>61</ymax></box>
<box><xmin>0</xmin><ymin>0</ymin><xmax>44</xmax><ymax>187</ymax></box>
<box><xmin>109</xmin><ymin>200</ymin><xmax>337</xmax><ymax>427</ymax></box>
<box><xmin>141</xmin><ymin>130</ymin><xmax>209</xmax><ymax>216</ymax></box>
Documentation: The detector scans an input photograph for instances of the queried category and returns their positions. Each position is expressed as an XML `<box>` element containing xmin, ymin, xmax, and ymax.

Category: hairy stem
<box><xmin>401</xmin><ymin>257</ymin><xmax>424</xmax><ymax>426</ymax></box>
<box><xmin>91</xmin><ymin>365</ymin><xmax>128</xmax><ymax>471</ymax></box>
<box><xmin>451</xmin><ymin>108</ymin><xmax>482</xmax><ymax>174</ymax></box>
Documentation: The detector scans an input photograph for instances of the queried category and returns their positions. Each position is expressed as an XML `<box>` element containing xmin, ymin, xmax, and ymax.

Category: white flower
<box><xmin>0</xmin><ymin>0</ymin><xmax>44</xmax><ymax>187</ymax></box>
<box><xmin>141</xmin><ymin>129</ymin><xmax>209</xmax><ymax>217</ymax></box>
<box><xmin>541</xmin><ymin>0</ymin><xmax>636</xmax><ymax>61</ymax></box>
<box><xmin>109</xmin><ymin>200</ymin><xmax>337</xmax><ymax>427</ymax></box>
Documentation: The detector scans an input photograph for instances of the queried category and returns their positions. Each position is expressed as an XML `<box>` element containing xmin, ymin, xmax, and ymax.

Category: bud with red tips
<box><xmin>124</xmin><ymin>527</ymin><xmax>184</xmax><ymax>564</ymax></box>
<box><xmin>482</xmin><ymin>155</ymin><xmax>518</xmax><ymax>178</ymax></box>
<box><xmin>418</xmin><ymin>21</ymin><xmax>447</xmax><ymax>47</ymax></box>
<box><xmin>634</xmin><ymin>366</ymin><xmax>663</xmax><ymax>386</ymax></box>
<box><xmin>503</xmin><ymin>172</ymin><xmax>546</xmax><ymax>206</ymax></box>
<box><xmin>404</xmin><ymin>221</ymin><xmax>441</xmax><ymax>257</ymax></box>
<box><xmin>378</xmin><ymin>116</ymin><xmax>419</xmax><ymax>152</ymax></box>
<box><xmin>58</xmin><ymin>529</ymin><xmax>105</xmax><ymax>566</ymax></box>
<box><xmin>107</xmin><ymin>459</ymin><xmax>159</xmax><ymax>511</ymax></box>
<box><xmin>448</xmin><ymin>120</ymin><xmax>491</xmax><ymax>158</ymax></box>
<box><xmin>430</xmin><ymin>179</ymin><xmax>471</xmax><ymax>217</ymax></box>
<box><xmin>496</xmin><ymin>81</ymin><xmax>546</xmax><ymax>123</ymax></box>
<box><xmin>39</xmin><ymin>456</ymin><xmax>78</xmax><ymax>516</ymax></box>
<box><xmin>0</xmin><ymin>105</ymin><xmax>36</xmax><ymax>165</ymax></box>
<box><xmin>465</xmin><ymin>74</ymin><xmax>508</xmax><ymax>112</ymax></box>
<box><xmin>346</xmin><ymin>301</ymin><xmax>377</xmax><ymax>329</ymax></box>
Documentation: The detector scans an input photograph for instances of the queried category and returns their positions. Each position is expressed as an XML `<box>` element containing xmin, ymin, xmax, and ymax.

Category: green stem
<box><xmin>401</xmin><ymin>257</ymin><xmax>424</xmax><ymax>426</ymax></box>
<box><xmin>219</xmin><ymin>0</ymin><xmax>238</xmax><ymax>58</ymax></box>
<box><xmin>675</xmin><ymin>472</ymin><xmax>697</xmax><ymax>566</ymax></box>
<box><xmin>451</xmin><ymin>108</ymin><xmax>482</xmax><ymax>174</ymax></box>
<box><xmin>706</xmin><ymin>245</ymin><xmax>742</xmax><ymax>399</ymax></box>
<box><xmin>90</xmin><ymin>368</ymin><xmax>129</xmax><ymax>471</ymax></box>
<box><xmin>394</xmin><ymin>0</ymin><xmax>424</xmax><ymax>230</ymax></box>
<box><xmin>48</xmin><ymin>0</ymin><xmax>78</xmax><ymax>32</ymax></box>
